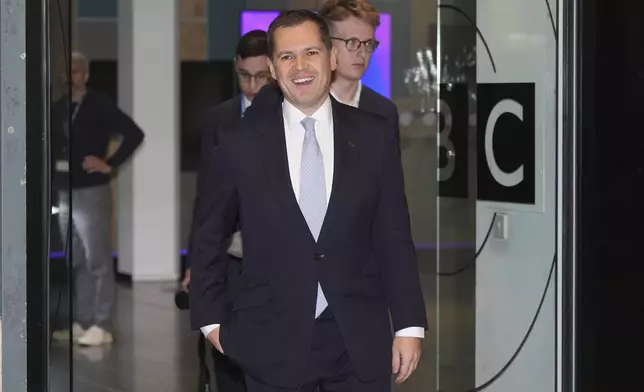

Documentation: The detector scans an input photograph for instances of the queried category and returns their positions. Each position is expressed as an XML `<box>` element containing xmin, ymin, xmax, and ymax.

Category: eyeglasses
<box><xmin>331</xmin><ymin>37</ymin><xmax>380</xmax><ymax>53</ymax></box>
<box><xmin>237</xmin><ymin>71</ymin><xmax>271</xmax><ymax>85</ymax></box>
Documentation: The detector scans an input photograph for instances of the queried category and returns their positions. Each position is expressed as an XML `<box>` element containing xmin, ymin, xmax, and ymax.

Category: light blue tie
<box><xmin>299</xmin><ymin>116</ymin><xmax>328</xmax><ymax>318</ymax></box>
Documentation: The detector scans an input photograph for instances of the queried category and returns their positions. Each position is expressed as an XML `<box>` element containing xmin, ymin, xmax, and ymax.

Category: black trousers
<box><xmin>198</xmin><ymin>334</ymin><xmax>247</xmax><ymax>392</ymax></box>
<box><xmin>195</xmin><ymin>256</ymin><xmax>246</xmax><ymax>392</ymax></box>
<box><xmin>245</xmin><ymin>309</ymin><xmax>391</xmax><ymax>392</ymax></box>
<box><xmin>213</xmin><ymin>347</ymin><xmax>247</xmax><ymax>392</ymax></box>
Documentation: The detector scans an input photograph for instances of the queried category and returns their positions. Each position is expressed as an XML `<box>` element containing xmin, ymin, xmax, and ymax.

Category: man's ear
<box><xmin>330</xmin><ymin>46</ymin><xmax>338</xmax><ymax>72</ymax></box>
<box><xmin>267</xmin><ymin>57</ymin><xmax>277</xmax><ymax>79</ymax></box>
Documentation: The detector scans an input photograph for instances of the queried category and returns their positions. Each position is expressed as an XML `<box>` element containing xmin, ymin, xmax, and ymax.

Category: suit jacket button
<box><xmin>314</xmin><ymin>253</ymin><xmax>325</xmax><ymax>260</ymax></box>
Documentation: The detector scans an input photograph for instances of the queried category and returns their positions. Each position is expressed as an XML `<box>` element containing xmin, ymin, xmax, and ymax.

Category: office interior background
<box><xmin>0</xmin><ymin>0</ymin><xmax>642</xmax><ymax>391</ymax></box>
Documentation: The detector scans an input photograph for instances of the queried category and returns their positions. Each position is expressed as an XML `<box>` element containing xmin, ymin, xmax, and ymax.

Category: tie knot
<box><xmin>300</xmin><ymin>116</ymin><xmax>316</xmax><ymax>133</ymax></box>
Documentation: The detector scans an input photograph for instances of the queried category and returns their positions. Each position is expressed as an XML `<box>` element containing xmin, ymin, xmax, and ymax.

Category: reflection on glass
<box><xmin>431</xmin><ymin>1</ymin><xmax>560</xmax><ymax>391</ymax></box>
<box><xmin>435</xmin><ymin>1</ymin><xmax>478</xmax><ymax>391</ymax></box>
<box><xmin>49</xmin><ymin>0</ymin><xmax>73</xmax><ymax>391</ymax></box>
<box><xmin>394</xmin><ymin>2</ymin><xmax>440</xmax><ymax>391</ymax></box>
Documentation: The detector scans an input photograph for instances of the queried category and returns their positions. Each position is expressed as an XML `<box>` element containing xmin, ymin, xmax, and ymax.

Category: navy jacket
<box><xmin>190</xmin><ymin>93</ymin><xmax>426</xmax><ymax>388</ymax></box>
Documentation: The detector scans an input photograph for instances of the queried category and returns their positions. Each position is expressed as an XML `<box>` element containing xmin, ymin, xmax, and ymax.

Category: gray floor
<box><xmin>51</xmin><ymin>281</ymin><xmax>202</xmax><ymax>392</ymax></box>
<box><xmin>49</xmin><ymin>249</ymin><xmax>477</xmax><ymax>392</ymax></box>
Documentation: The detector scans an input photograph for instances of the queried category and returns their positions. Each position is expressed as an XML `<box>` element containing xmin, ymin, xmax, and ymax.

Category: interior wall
<box><xmin>475</xmin><ymin>0</ymin><xmax>557</xmax><ymax>390</ymax></box>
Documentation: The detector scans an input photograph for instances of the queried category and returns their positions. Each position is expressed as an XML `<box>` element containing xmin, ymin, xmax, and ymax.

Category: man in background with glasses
<box><xmin>183</xmin><ymin>29</ymin><xmax>273</xmax><ymax>392</ymax></box>
<box><xmin>320</xmin><ymin>0</ymin><xmax>400</xmax><ymax>141</ymax></box>
<box><xmin>196</xmin><ymin>29</ymin><xmax>274</xmax><ymax>157</ymax></box>
<box><xmin>184</xmin><ymin>29</ymin><xmax>273</xmax><ymax>294</ymax></box>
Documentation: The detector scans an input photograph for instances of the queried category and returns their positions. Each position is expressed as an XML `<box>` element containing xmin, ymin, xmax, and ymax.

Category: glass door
<box><xmin>435</xmin><ymin>0</ymin><xmax>560</xmax><ymax>391</ymax></box>
<box><xmin>389</xmin><ymin>0</ymin><xmax>439</xmax><ymax>389</ymax></box>
<box><xmin>49</xmin><ymin>0</ymin><xmax>74</xmax><ymax>390</ymax></box>
<box><xmin>435</xmin><ymin>1</ymin><xmax>477</xmax><ymax>390</ymax></box>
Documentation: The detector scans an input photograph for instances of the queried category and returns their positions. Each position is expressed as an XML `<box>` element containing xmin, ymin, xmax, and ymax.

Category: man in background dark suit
<box><xmin>183</xmin><ymin>29</ymin><xmax>273</xmax><ymax>392</ymax></box>
<box><xmin>190</xmin><ymin>10</ymin><xmax>426</xmax><ymax>392</ymax></box>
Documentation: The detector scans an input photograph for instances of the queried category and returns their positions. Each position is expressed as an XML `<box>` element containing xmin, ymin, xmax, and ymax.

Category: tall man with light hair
<box><xmin>319</xmin><ymin>0</ymin><xmax>400</xmax><ymax>141</ymax></box>
<box><xmin>190</xmin><ymin>10</ymin><xmax>425</xmax><ymax>391</ymax></box>
<box><xmin>52</xmin><ymin>51</ymin><xmax>145</xmax><ymax>346</ymax></box>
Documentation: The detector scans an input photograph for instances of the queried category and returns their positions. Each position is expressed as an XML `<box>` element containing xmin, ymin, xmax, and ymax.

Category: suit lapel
<box><xmin>317</xmin><ymin>100</ymin><xmax>357</xmax><ymax>246</ymax></box>
<box><xmin>217</xmin><ymin>96</ymin><xmax>242</xmax><ymax>133</ymax></box>
<box><xmin>358</xmin><ymin>85</ymin><xmax>371</xmax><ymax>111</ymax></box>
<box><xmin>358</xmin><ymin>86</ymin><xmax>376</xmax><ymax>115</ymax></box>
<box><xmin>256</xmin><ymin>103</ymin><xmax>316</xmax><ymax>245</ymax></box>
<box><xmin>255</xmin><ymin>97</ymin><xmax>358</xmax><ymax>246</ymax></box>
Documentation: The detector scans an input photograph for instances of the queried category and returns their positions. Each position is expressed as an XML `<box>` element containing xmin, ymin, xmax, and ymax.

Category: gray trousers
<box><xmin>58</xmin><ymin>184</ymin><xmax>114</xmax><ymax>332</ymax></box>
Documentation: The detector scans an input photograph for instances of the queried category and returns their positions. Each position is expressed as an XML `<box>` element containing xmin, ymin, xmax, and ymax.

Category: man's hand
<box><xmin>392</xmin><ymin>337</ymin><xmax>422</xmax><ymax>384</ymax></box>
<box><xmin>82</xmin><ymin>156</ymin><xmax>112</xmax><ymax>174</ymax></box>
<box><xmin>181</xmin><ymin>269</ymin><xmax>191</xmax><ymax>292</ymax></box>
<box><xmin>206</xmin><ymin>327</ymin><xmax>224</xmax><ymax>354</ymax></box>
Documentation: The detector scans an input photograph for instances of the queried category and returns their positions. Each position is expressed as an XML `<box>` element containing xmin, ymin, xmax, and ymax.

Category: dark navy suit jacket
<box><xmin>186</xmin><ymin>95</ymin><xmax>243</xmax><ymax>270</ymax></box>
<box><xmin>357</xmin><ymin>84</ymin><xmax>400</xmax><ymax>143</ymax></box>
<box><xmin>190</xmin><ymin>92</ymin><xmax>426</xmax><ymax>388</ymax></box>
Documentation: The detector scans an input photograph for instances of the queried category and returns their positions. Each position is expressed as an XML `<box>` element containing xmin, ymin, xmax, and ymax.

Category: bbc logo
<box><xmin>477</xmin><ymin>83</ymin><xmax>535</xmax><ymax>204</ymax></box>
<box><xmin>437</xmin><ymin>82</ymin><xmax>536</xmax><ymax>205</ymax></box>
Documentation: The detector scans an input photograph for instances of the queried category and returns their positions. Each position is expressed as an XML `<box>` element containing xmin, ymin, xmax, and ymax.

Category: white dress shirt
<box><xmin>202</xmin><ymin>95</ymin><xmax>424</xmax><ymax>339</ymax></box>
<box><xmin>241</xmin><ymin>94</ymin><xmax>252</xmax><ymax>115</ymax></box>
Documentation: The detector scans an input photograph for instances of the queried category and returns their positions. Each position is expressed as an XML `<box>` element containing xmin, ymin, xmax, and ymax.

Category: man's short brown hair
<box><xmin>267</xmin><ymin>10</ymin><xmax>332</xmax><ymax>60</ymax></box>
<box><xmin>318</xmin><ymin>0</ymin><xmax>380</xmax><ymax>29</ymax></box>
<box><xmin>236</xmin><ymin>30</ymin><xmax>268</xmax><ymax>59</ymax></box>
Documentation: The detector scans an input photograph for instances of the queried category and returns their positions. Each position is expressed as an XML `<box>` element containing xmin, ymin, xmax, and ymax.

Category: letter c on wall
<box><xmin>485</xmin><ymin>99</ymin><xmax>524</xmax><ymax>187</ymax></box>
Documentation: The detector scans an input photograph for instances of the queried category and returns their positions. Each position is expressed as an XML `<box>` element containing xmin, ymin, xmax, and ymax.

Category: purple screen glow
<box><xmin>240</xmin><ymin>11</ymin><xmax>391</xmax><ymax>98</ymax></box>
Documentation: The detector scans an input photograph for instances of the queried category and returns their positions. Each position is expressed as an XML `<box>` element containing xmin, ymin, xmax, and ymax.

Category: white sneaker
<box><xmin>77</xmin><ymin>325</ymin><xmax>114</xmax><ymax>346</ymax></box>
<box><xmin>52</xmin><ymin>322</ymin><xmax>86</xmax><ymax>342</ymax></box>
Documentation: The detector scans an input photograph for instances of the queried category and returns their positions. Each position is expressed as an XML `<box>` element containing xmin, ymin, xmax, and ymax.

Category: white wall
<box><xmin>475</xmin><ymin>0</ymin><xmax>557</xmax><ymax>391</ymax></box>
<box><xmin>117</xmin><ymin>0</ymin><xmax>180</xmax><ymax>281</ymax></box>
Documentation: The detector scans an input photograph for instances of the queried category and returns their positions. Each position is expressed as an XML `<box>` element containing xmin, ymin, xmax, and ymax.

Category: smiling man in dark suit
<box><xmin>190</xmin><ymin>10</ymin><xmax>426</xmax><ymax>392</ymax></box>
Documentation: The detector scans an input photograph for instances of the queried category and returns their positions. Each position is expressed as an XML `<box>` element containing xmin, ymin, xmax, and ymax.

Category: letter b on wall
<box><xmin>438</xmin><ymin>83</ymin><xmax>469</xmax><ymax>198</ymax></box>
<box><xmin>477</xmin><ymin>83</ymin><xmax>536</xmax><ymax>204</ymax></box>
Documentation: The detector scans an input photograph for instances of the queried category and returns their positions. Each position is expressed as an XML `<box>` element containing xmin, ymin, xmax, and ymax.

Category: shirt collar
<box><xmin>330</xmin><ymin>81</ymin><xmax>362</xmax><ymax>108</ymax></box>
<box><xmin>282</xmin><ymin>95</ymin><xmax>333</xmax><ymax>130</ymax></box>
<box><xmin>242</xmin><ymin>94</ymin><xmax>253</xmax><ymax>115</ymax></box>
